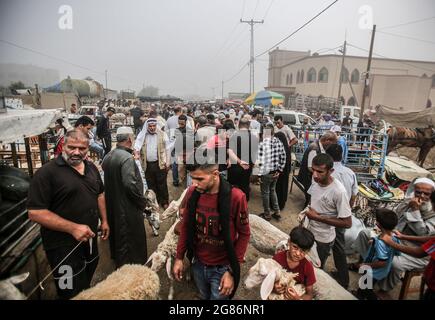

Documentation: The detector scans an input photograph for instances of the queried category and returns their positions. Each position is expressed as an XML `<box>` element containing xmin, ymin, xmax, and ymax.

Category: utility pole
<box><xmin>360</xmin><ymin>24</ymin><xmax>376</xmax><ymax>115</ymax></box>
<box><xmin>105</xmin><ymin>69</ymin><xmax>108</xmax><ymax>99</ymax></box>
<box><xmin>221</xmin><ymin>81</ymin><xmax>224</xmax><ymax>101</ymax></box>
<box><xmin>240</xmin><ymin>19</ymin><xmax>264</xmax><ymax>94</ymax></box>
<box><xmin>337</xmin><ymin>40</ymin><xmax>346</xmax><ymax>104</ymax></box>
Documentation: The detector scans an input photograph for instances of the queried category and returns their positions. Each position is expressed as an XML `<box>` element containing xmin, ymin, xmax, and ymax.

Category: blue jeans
<box><xmin>192</xmin><ymin>259</ymin><xmax>231</xmax><ymax>300</ymax></box>
<box><xmin>89</xmin><ymin>141</ymin><xmax>104</xmax><ymax>160</ymax></box>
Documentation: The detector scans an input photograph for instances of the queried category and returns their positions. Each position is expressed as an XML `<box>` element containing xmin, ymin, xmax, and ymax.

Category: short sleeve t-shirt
<box><xmin>273</xmin><ymin>251</ymin><xmax>316</xmax><ymax>286</ymax></box>
<box><xmin>275</xmin><ymin>125</ymin><xmax>296</xmax><ymax>145</ymax></box>
<box><xmin>307</xmin><ymin>178</ymin><xmax>352</xmax><ymax>243</ymax></box>
<box><xmin>364</xmin><ymin>236</ymin><xmax>401</xmax><ymax>281</ymax></box>
<box><xmin>27</xmin><ymin>156</ymin><xmax>104</xmax><ymax>250</ymax></box>
<box><xmin>422</xmin><ymin>238</ymin><xmax>435</xmax><ymax>291</ymax></box>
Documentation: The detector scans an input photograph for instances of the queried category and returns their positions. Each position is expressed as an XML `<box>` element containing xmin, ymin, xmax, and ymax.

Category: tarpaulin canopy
<box><xmin>244</xmin><ymin>90</ymin><xmax>284</xmax><ymax>106</ymax></box>
<box><xmin>0</xmin><ymin>109</ymin><xmax>62</xmax><ymax>144</ymax></box>
<box><xmin>384</xmin><ymin>155</ymin><xmax>434</xmax><ymax>182</ymax></box>
<box><xmin>375</xmin><ymin>104</ymin><xmax>435</xmax><ymax>128</ymax></box>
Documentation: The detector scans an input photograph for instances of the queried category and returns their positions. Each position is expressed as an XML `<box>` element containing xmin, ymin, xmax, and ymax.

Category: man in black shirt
<box><xmin>227</xmin><ymin>118</ymin><xmax>258</xmax><ymax>201</ymax></box>
<box><xmin>129</xmin><ymin>102</ymin><xmax>144</xmax><ymax>135</ymax></box>
<box><xmin>97</xmin><ymin>106</ymin><xmax>115</xmax><ymax>157</ymax></box>
<box><xmin>28</xmin><ymin>129</ymin><xmax>109</xmax><ymax>299</ymax></box>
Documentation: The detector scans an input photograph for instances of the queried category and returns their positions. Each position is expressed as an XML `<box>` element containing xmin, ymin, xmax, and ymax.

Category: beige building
<box><xmin>266</xmin><ymin>48</ymin><xmax>435</xmax><ymax>111</ymax></box>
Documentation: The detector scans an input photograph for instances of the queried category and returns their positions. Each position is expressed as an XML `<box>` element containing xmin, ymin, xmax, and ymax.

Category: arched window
<box><xmin>300</xmin><ymin>70</ymin><xmax>304</xmax><ymax>83</ymax></box>
<box><xmin>340</xmin><ymin>67</ymin><xmax>349</xmax><ymax>83</ymax></box>
<box><xmin>297</xmin><ymin>70</ymin><xmax>300</xmax><ymax>83</ymax></box>
<box><xmin>351</xmin><ymin>69</ymin><xmax>360</xmax><ymax>83</ymax></box>
<box><xmin>318</xmin><ymin>67</ymin><xmax>328</xmax><ymax>82</ymax></box>
<box><xmin>307</xmin><ymin>68</ymin><xmax>316</xmax><ymax>83</ymax></box>
<box><xmin>286</xmin><ymin>74</ymin><xmax>289</xmax><ymax>85</ymax></box>
<box><xmin>432</xmin><ymin>74</ymin><xmax>435</xmax><ymax>88</ymax></box>
<box><xmin>289</xmin><ymin>73</ymin><xmax>293</xmax><ymax>85</ymax></box>
<box><xmin>347</xmin><ymin>96</ymin><xmax>356</xmax><ymax>106</ymax></box>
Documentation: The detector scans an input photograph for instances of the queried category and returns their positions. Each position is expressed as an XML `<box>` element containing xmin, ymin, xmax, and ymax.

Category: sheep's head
<box><xmin>144</xmin><ymin>189</ymin><xmax>159</xmax><ymax>213</ymax></box>
<box><xmin>147</xmin><ymin>251</ymin><xmax>168</xmax><ymax>272</ymax></box>
<box><xmin>0</xmin><ymin>272</ymin><xmax>29</xmax><ymax>300</ymax></box>
<box><xmin>244</xmin><ymin>258</ymin><xmax>280</xmax><ymax>289</ymax></box>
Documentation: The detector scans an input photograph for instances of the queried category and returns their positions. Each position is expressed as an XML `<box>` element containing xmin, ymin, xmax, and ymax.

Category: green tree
<box><xmin>9</xmin><ymin>81</ymin><xmax>26</xmax><ymax>91</ymax></box>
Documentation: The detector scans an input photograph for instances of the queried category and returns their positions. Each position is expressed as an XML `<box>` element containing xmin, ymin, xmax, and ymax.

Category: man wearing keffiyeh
<box><xmin>134</xmin><ymin>118</ymin><xmax>172</xmax><ymax>209</ymax></box>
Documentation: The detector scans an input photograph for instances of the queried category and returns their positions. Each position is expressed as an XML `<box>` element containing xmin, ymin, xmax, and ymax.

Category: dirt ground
<box><xmin>90</xmin><ymin>170</ymin><xmax>423</xmax><ymax>300</ymax></box>
<box><xmin>393</xmin><ymin>147</ymin><xmax>435</xmax><ymax>169</ymax></box>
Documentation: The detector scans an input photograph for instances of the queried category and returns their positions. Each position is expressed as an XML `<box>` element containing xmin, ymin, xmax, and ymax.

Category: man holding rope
<box><xmin>28</xmin><ymin>129</ymin><xmax>109</xmax><ymax>299</ymax></box>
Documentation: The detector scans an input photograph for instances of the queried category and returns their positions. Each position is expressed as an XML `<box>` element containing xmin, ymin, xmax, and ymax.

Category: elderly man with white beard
<box><xmin>352</xmin><ymin>177</ymin><xmax>435</xmax><ymax>296</ymax></box>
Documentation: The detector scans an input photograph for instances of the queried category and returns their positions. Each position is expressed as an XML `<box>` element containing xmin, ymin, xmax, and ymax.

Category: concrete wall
<box><xmin>268</xmin><ymin>49</ymin><xmax>310</xmax><ymax>87</ymax></box>
<box><xmin>38</xmin><ymin>92</ymin><xmax>80</xmax><ymax>110</ymax></box>
<box><xmin>272</xmin><ymin>51</ymin><xmax>435</xmax><ymax>110</ymax></box>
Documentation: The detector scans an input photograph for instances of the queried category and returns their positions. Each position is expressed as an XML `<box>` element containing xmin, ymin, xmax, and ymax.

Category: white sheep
<box><xmin>0</xmin><ymin>272</ymin><xmax>29</xmax><ymax>300</ymax></box>
<box><xmin>245</xmin><ymin>258</ymin><xmax>305</xmax><ymax>300</ymax></box>
<box><xmin>245</xmin><ymin>258</ymin><xmax>356</xmax><ymax>300</ymax></box>
<box><xmin>145</xmin><ymin>188</ymin><xmax>189</xmax><ymax>300</ymax></box>
<box><xmin>73</xmin><ymin>264</ymin><xmax>160</xmax><ymax>300</ymax></box>
<box><xmin>143</xmin><ymin>189</ymin><xmax>160</xmax><ymax>236</ymax></box>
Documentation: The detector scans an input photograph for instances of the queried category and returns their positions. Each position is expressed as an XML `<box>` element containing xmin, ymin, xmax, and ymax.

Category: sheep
<box><xmin>145</xmin><ymin>188</ymin><xmax>189</xmax><ymax>300</ymax></box>
<box><xmin>73</xmin><ymin>264</ymin><xmax>160</xmax><ymax>300</ymax></box>
<box><xmin>161</xmin><ymin>188</ymin><xmax>188</xmax><ymax>221</ymax></box>
<box><xmin>0</xmin><ymin>272</ymin><xmax>29</xmax><ymax>300</ymax></box>
<box><xmin>245</xmin><ymin>258</ymin><xmax>356</xmax><ymax>300</ymax></box>
<box><xmin>143</xmin><ymin>189</ymin><xmax>160</xmax><ymax>236</ymax></box>
<box><xmin>244</xmin><ymin>258</ymin><xmax>305</xmax><ymax>300</ymax></box>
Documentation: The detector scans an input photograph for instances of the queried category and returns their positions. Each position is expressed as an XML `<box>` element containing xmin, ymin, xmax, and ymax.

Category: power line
<box><xmin>377</xmin><ymin>30</ymin><xmax>435</xmax><ymax>45</ymax></box>
<box><xmin>0</xmin><ymin>39</ymin><xmax>105</xmax><ymax>76</ymax></box>
<box><xmin>255</xmin><ymin>0</ymin><xmax>339</xmax><ymax>58</ymax></box>
<box><xmin>224</xmin><ymin>62</ymin><xmax>250</xmax><ymax>83</ymax></box>
<box><xmin>252</xmin><ymin>0</ymin><xmax>261</xmax><ymax>19</ymax></box>
<box><xmin>0</xmin><ymin>38</ymin><xmax>144</xmax><ymax>90</ymax></box>
<box><xmin>347</xmin><ymin>42</ymin><xmax>435</xmax><ymax>73</ymax></box>
<box><xmin>262</xmin><ymin>0</ymin><xmax>275</xmax><ymax>20</ymax></box>
<box><xmin>378</xmin><ymin>16</ymin><xmax>435</xmax><ymax>31</ymax></box>
<box><xmin>241</xmin><ymin>0</ymin><xmax>246</xmax><ymax>18</ymax></box>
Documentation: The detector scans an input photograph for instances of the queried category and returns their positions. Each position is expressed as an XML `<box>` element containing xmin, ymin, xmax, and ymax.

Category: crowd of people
<box><xmin>25</xmin><ymin>101</ymin><xmax>435</xmax><ymax>301</ymax></box>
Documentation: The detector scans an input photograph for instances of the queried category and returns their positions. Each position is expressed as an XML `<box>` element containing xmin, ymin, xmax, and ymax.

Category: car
<box><xmin>79</xmin><ymin>105</ymin><xmax>100</xmax><ymax>118</ymax></box>
<box><xmin>272</xmin><ymin>110</ymin><xmax>317</xmax><ymax>129</ymax></box>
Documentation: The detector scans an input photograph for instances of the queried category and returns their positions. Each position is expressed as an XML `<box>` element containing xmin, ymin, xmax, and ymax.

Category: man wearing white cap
<box><xmin>102</xmin><ymin>126</ymin><xmax>148</xmax><ymax>267</ymax></box>
<box><xmin>353</xmin><ymin>177</ymin><xmax>435</xmax><ymax>295</ymax></box>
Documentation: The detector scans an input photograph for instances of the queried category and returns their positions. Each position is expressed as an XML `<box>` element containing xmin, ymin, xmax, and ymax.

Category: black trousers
<box><xmin>101</xmin><ymin>135</ymin><xmax>112</xmax><ymax>157</ymax></box>
<box><xmin>45</xmin><ymin>241</ymin><xmax>99</xmax><ymax>300</ymax></box>
<box><xmin>332</xmin><ymin>227</ymin><xmax>350</xmax><ymax>288</ymax></box>
<box><xmin>145</xmin><ymin>161</ymin><xmax>169</xmax><ymax>206</ymax></box>
<box><xmin>228</xmin><ymin>165</ymin><xmax>252</xmax><ymax>201</ymax></box>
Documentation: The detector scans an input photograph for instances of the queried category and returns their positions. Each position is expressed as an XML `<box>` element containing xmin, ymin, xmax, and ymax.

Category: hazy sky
<box><xmin>0</xmin><ymin>0</ymin><xmax>434</xmax><ymax>98</ymax></box>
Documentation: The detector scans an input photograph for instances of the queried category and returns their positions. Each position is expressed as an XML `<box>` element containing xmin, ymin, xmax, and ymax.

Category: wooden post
<box><xmin>24</xmin><ymin>137</ymin><xmax>34</xmax><ymax>177</ymax></box>
<box><xmin>38</xmin><ymin>133</ymin><xmax>49</xmax><ymax>165</ymax></box>
<box><xmin>11</xmin><ymin>142</ymin><xmax>19</xmax><ymax>168</ymax></box>
<box><xmin>360</xmin><ymin>25</ymin><xmax>376</xmax><ymax>115</ymax></box>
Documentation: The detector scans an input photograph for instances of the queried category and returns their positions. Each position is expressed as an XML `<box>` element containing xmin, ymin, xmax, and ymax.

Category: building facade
<box><xmin>266</xmin><ymin>48</ymin><xmax>435</xmax><ymax>111</ymax></box>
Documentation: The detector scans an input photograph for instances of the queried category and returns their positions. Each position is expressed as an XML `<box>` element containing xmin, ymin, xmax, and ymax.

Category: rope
<box><xmin>26</xmin><ymin>241</ymin><xmax>83</xmax><ymax>300</ymax></box>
